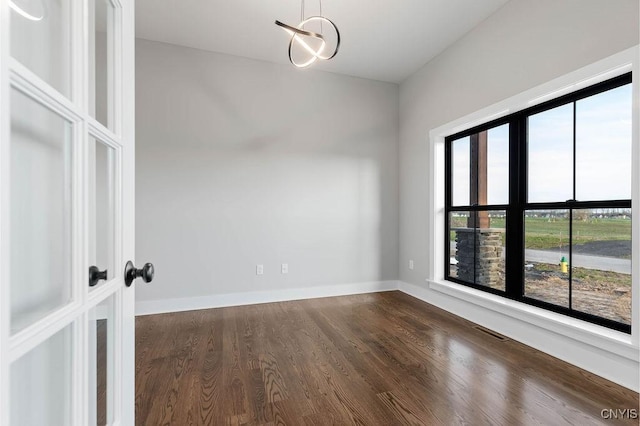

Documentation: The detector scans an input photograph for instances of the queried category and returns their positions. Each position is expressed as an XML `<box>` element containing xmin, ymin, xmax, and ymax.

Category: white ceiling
<box><xmin>136</xmin><ymin>0</ymin><xmax>509</xmax><ymax>83</ymax></box>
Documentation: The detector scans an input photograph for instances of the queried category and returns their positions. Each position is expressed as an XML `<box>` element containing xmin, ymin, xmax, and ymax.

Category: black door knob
<box><xmin>89</xmin><ymin>266</ymin><xmax>108</xmax><ymax>287</ymax></box>
<box><xmin>124</xmin><ymin>261</ymin><xmax>154</xmax><ymax>287</ymax></box>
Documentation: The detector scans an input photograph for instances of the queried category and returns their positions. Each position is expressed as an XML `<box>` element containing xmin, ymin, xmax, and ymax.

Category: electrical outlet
<box><xmin>409</xmin><ymin>260</ymin><xmax>414</xmax><ymax>270</ymax></box>
<box><xmin>281</xmin><ymin>263</ymin><xmax>288</xmax><ymax>274</ymax></box>
<box><xmin>256</xmin><ymin>264</ymin><xmax>264</xmax><ymax>275</ymax></box>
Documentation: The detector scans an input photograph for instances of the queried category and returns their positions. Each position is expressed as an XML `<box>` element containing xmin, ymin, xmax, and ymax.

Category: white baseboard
<box><xmin>399</xmin><ymin>280</ymin><xmax>639</xmax><ymax>392</ymax></box>
<box><xmin>135</xmin><ymin>280</ymin><xmax>400</xmax><ymax>316</ymax></box>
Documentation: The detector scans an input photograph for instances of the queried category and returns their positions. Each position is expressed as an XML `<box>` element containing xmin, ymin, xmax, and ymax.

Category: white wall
<box><xmin>399</xmin><ymin>0</ymin><xmax>639</xmax><ymax>390</ymax></box>
<box><xmin>135</xmin><ymin>39</ymin><xmax>399</xmax><ymax>309</ymax></box>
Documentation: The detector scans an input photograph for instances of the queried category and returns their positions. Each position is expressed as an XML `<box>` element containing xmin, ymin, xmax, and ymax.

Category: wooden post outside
<box><xmin>469</xmin><ymin>130</ymin><xmax>490</xmax><ymax>228</ymax></box>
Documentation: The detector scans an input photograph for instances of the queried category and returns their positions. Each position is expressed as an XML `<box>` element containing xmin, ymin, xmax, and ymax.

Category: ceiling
<box><xmin>136</xmin><ymin>0</ymin><xmax>509</xmax><ymax>83</ymax></box>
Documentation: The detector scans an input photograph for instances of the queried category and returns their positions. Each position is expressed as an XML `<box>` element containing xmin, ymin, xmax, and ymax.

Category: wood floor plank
<box><xmin>376</xmin><ymin>391</ymin><xmax>429</xmax><ymax>426</ymax></box>
<box><xmin>135</xmin><ymin>291</ymin><xmax>639</xmax><ymax>425</ymax></box>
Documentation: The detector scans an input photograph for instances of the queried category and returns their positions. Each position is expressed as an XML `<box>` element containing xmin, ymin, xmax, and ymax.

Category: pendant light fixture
<box><xmin>275</xmin><ymin>0</ymin><xmax>340</xmax><ymax>68</ymax></box>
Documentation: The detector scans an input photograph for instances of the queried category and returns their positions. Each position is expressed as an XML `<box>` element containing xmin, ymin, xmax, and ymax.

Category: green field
<box><xmin>450</xmin><ymin>216</ymin><xmax>631</xmax><ymax>250</ymax></box>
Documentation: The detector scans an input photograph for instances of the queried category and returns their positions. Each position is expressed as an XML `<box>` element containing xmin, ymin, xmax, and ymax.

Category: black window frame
<box><xmin>445</xmin><ymin>72</ymin><xmax>632</xmax><ymax>333</ymax></box>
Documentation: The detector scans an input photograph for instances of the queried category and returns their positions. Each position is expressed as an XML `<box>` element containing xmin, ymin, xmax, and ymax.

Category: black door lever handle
<box><xmin>89</xmin><ymin>266</ymin><xmax>108</xmax><ymax>287</ymax></box>
<box><xmin>124</xmin><ymin>261</ymin><xmax>154</xmax><ymax>287</ymax></box>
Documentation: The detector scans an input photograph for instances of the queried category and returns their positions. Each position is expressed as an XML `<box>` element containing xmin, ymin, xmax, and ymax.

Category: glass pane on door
<box><xmin>89</xmin><ymin>0</ymin><xmax>115</xmax><ymax>129</ymax></box>
<box><xmin>10</xmin><ymin>87</ymin><xmax>73</xmax><ymax>334</ymax></box>
<box><xmin>11</xmin><ymin>324</ymin><xmax>73</xmax><ymax>425</ymax></box>
<box><xmin>89</xmin><ymin>295</ymin><xmax>116</xmax><ymax>425</ymax></box>
<box><xmin>10</xmin><ymin>0</ymin><xmax>72</xmax><ymax>97</ymax></box>
<box><xmin>91</xmin><ymin>137</ymin><xmax>116</xmax><ymax>288</ymax></box>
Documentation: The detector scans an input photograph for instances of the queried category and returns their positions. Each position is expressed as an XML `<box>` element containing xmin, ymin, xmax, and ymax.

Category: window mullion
<box><xmin>569</xmin><ymin>102</ymin><xmax>577</xmax><ymax>310</ymax></box>
<box><xmin>568</xmin><ymin>209</ymin><xmax>573</xmax><ymax>310</ymax></box>
<box><xmin>504</xmin><ymin>115</ymin><xmax>525</xmax><ymax>300</ymax></box>
<box><xmin>444</xmin><ymin>136</ymin><xmax>452</xmax><ymax>280</ymax></box>
<box><xmin>572</xmin><ymin>101</ymin><xmax>577</xmax><ymax>201</ymax></box>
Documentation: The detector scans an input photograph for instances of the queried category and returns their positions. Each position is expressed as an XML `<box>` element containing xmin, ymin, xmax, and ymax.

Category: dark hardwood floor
<box><xmin>97</xmin><ymin>319</ymin><xmax>107</xmax><ymax>425</ymax></box>
<box><xmin>135</xmin><ymin>291</ymin><xmax>639</xmax><ymax>425</ymax></box>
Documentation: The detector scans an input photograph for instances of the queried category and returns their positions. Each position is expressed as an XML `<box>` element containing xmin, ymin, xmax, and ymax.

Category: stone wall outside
<box><xmin>453</xmin><ymin>228</ymin><xmax>504</xmax><ymax>288</ymax></box>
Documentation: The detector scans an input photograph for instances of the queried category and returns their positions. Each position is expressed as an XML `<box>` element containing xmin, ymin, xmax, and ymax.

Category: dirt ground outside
<box><xmin>449</xmin><ymin>259</ymin><xmax>631</xmax><ymax>325</ymax></box>
<box><xmin>524</xmin><ymin>263</ymin><xmax>631</xmax><ymax>325</ymax></box>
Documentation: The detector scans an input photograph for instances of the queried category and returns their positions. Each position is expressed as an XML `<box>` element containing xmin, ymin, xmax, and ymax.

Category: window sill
<box><xmin>427</xmin><ymin>279</ymin><xmax>638</xmax><ymax>362</ymax></box>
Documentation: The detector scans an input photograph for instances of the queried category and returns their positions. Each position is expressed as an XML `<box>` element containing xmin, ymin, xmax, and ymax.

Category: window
<box><xmin>445</xmin><ymin>73</ymin><xmax>632</xmax><ymax>333</ymax></box>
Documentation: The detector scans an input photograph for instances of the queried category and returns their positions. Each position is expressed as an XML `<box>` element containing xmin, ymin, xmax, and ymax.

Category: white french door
<box><xmin>0</xmin><ymin>0</ymin><xmax>137</xmax><ymax>425</ymax></box>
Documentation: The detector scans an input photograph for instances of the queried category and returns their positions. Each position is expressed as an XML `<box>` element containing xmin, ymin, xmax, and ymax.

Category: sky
<box><xmin>451</xmin><ymin>83</ymin><xmax>632</xmax><ymax>206</ymax></box>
